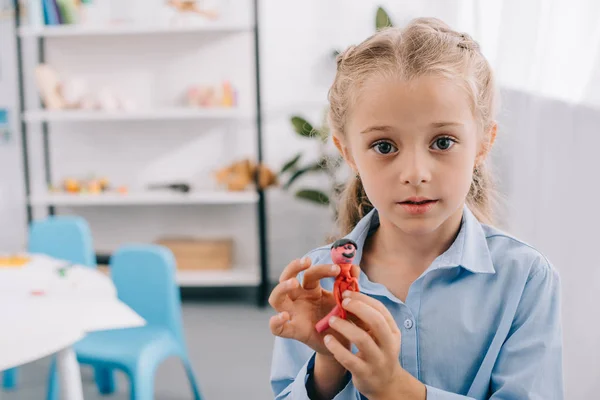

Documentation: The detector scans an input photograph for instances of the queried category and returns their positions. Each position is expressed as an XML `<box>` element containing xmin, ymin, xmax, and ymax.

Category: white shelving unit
<box><xmin>19</xmin><ymin>23</ymin><xmax>253</xmax><ymax>38</ymax></box>
<box><xmin>176</xmin><ymin>269</ymin><xmax>260</xmax><ymax>287</ymax></box>
<box><xmin>24</xmin><ymin>108</ymin><xmax>247</xmax><ymax>123</ymax></box>
<box><xmin>28</xmin><ymin>191</ymin><xmax>259</xmax><ymax>206</ymax></box>
<box><xmin>14</xmin><ymin>1</ymin><xmax>270</xmax><ymax>304</ymax></box>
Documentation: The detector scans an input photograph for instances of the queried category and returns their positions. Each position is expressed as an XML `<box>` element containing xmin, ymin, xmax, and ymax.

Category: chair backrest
<box><xmin>109</xmin><ymin>244</ymin><xmax>186</xmax><ymax>347</ymax></box>
<box><xmin>28</xmin><ymin>216</ymin><xmax>96</xmax><ymax>268</ymax></box>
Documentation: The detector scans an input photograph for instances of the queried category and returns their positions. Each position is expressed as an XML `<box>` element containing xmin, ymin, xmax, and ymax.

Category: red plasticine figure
<box><xmin>315</xmin><ymin>238</ymin><xmax>360</xmax><ymax>333</ymax></box>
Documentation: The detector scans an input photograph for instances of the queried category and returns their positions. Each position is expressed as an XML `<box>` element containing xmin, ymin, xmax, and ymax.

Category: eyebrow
<box><xmin>360</xmin><ymin>122</ymin><xmax>463</xmax><ymax>134</ymax></box>
<box><xmin>430</xmin><ymin>122</ymin><xmax>464</xmax><ymax>128</ymax></box>
<box><xmin>360</xmin><ymin>125</ymin><xmax>394</xmax><ymax>135</ymax></box>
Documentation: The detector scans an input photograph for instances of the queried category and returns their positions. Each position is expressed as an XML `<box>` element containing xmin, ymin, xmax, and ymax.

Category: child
<box><xmin>269</xmin><ymin>17</ymin><xmax>563</xmax><ymax>400</ymax></box>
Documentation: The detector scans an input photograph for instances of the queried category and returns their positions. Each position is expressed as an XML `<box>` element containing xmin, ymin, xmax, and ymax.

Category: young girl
<box><xmin>269</xmin><ymin>17</ymin><xmax>563</xmax><ymax>400</ymax></box>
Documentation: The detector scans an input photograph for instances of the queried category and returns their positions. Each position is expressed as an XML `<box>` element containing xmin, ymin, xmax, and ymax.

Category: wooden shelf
<box><xmin>29</xmin><ymin>191</ymin><xmax>259</xmax><ymax>206</ymax></box>
<box><xmin>24</xmin><ymin>108</ymin><xmax>245</xmax><ymax>123</ymax></box>
<box><xmin>176</xmin><ymin>269</ymin><xmax>260</xmax><ymax>287</ymax></box>
<box><xmin>19</xmin><ymin>23</ymin><xmax>253</xmax><ymax>38</ymax></box>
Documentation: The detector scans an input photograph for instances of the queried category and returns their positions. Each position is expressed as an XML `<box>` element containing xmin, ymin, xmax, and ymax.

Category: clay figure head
<box><xmin>331</xmin><ymin>238</ymin><xmax>358</xmax><ymax>264</ymax></box>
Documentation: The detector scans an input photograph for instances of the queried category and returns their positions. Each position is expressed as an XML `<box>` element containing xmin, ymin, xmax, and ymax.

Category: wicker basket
<box><xmin>155</xmin><ymin>237</ymin><xmax>233</xmax><ymax>271</ymax></box>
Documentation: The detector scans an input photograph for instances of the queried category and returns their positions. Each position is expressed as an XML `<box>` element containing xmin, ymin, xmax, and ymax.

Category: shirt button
<box><xmin>404</xmin><ymin>319</ymin><xmax>414</xmax><ymax>329</ymax></box>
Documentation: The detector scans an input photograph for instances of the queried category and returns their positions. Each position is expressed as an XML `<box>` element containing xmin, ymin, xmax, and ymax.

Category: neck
<box><xmin>367</xmin><ymin>205</ymin><xmax>464</xmax><ymax>274</ymax></box>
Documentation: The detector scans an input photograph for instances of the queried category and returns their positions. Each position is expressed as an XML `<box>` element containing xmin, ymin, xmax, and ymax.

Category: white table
<box><xmin>0</xmin><ymin>254</ymin><xmax>145</xmax><ymax>400</ymax></box>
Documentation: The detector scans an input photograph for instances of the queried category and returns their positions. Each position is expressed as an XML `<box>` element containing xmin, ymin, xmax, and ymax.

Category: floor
<box><xmin>2</xmin><ymin>300</ymin><xmax>277</xmax><ymax>399</ymax></box>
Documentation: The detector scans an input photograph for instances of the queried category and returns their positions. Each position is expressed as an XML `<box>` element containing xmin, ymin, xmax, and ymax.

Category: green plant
<box><xmin>279</xmin><ymin>6</ymin><xmax>393</xmax><ymax>217</ymax></box>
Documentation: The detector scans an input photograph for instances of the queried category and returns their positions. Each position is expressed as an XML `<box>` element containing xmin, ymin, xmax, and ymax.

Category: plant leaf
<box><xmin>283</xmin><ymin>162</ymin><xmax>323</xmax><ymax>189</ymax></box>
<box><xmin>280</xmin><ymin>153</ymin><xmax>302</xmax><ymax>175</ymax></box>
<box><xmin>291</xmin><ymin>116</ymin><xmax>317</xmax><ymax>138</ymax></box>
<box><xmin>295</xmin><ymin>189</ymin><xmax>330</xmax><ymax>205</ymax></box>
<box><xmin>376</xmin><ymin>7</ymin><xmax>393</xmax><ymax>30</ymax></box>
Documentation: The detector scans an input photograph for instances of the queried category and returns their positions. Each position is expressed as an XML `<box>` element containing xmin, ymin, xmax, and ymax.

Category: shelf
<box><xmin>19</xmin><ymin>23</ymin><xmax>254</xmax><ymax>38</ymax></box>
<box><xmin>176</xmin><ymin>269</ymin><xmax>260</xmax><ymax>287</ymax></box>
<box><xmin>29</xmin><ymin>191</ymin><xmax>259</xmax><ymax>206</ymax></box>
<box><xmin>24</xmin><ymin>108</ymin><xmax>244</xmax><ymax>123</ymax></box>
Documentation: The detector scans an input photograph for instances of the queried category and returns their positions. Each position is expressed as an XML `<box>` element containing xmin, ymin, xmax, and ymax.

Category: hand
<box><xmin>323</xmin><ymin>291</ymin><xmax>426</xmax><ymax>400</ymax></box>
<box><xmin>268</xmin><ymin>257</ymin><xmax>359</xmax><ymax>356</ymax></box>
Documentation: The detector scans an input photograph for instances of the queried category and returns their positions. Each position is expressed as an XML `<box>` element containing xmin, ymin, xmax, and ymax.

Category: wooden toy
<box><xmin>214</xmin><ymin>158</ymin><xmax>278</xmax><ymax>191</ymax></box>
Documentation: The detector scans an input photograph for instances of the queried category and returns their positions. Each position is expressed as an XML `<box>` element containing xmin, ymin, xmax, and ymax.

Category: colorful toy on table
<box><xmin>315</xmin><ymin>239</ymin><xmax>360</xmax><ymax>333</ymax></box>
<box><xmin>0</xmin><ymin>255</ymin><xmax>30</xmax><ymax>268</ymax></box>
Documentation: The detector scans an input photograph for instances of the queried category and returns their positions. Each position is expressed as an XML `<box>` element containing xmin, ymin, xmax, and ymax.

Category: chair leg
<box><xmin>46</xmin><ymin>357</ymin><xmax>60</xmax><ymax>400</ymax></box>
<box><xmin>129</xmin><ymin>365</ymin><xmax>155</xmax><ymax>400</ymax></box>
<box><xmin>2</xmin><ymin>367</ymin><xmax>18</xmax><ymax>390</ymax></box>
<box><xmin>183</xmin><ymin>358</ymin><xmax>203</xmax><ymax>400</ymax></box>
<box><xmin>94</xmin><ymin>366</ymin><xmax>117</xmax><ymax>394</ymax></box>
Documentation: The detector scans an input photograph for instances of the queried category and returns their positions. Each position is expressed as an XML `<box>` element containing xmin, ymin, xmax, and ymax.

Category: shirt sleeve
<box><xmin>425</xmin><ymin>259</ymin><xmax>563</xmax><ymax>400</ymax></box>
<box><xmin>487</xmin><ymin>260</ymin><xmax>564</xmax><ymax>399</ymax></box>
<box><xmin>270</xmin><ymin>337</ymin><xmax>359</xmax><ymax>399</ymax></box>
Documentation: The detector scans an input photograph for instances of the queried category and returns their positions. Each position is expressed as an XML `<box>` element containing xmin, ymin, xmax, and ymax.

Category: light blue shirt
<box><xmin>270</xmin><ymin>205</ymin><xmax>563</xmax><ymax>399</ymax></box>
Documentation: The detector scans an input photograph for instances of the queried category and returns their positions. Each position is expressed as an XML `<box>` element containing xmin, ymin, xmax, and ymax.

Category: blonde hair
<box><xmin>329</xmin><ymin>17</ymin><xmax>499</xmax><ymax>235</ymax></box>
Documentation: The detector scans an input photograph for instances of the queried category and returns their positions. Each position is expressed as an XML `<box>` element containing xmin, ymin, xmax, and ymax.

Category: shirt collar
<box><xmin>344</xmin><ymin>204</ymin><xmax>496</xmax><ymax>276</ymax></box>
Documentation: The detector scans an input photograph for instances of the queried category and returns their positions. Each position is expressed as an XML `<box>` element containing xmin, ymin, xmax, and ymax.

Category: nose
<box><xmin>398</xmin><ymin>149</ymin><xmax>431</xmax><ymax>186</ymax></box>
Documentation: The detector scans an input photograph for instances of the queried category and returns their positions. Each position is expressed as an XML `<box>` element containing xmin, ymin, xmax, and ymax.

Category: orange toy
<box><xmin>0</xmin><ymin>255</ymin><xmax>30</xmax><ymax>268</ymax></box>
<box><xmin>315</xmin><ymin>238</ymin><xmax>360</xmax><ymax>333</ymax></box>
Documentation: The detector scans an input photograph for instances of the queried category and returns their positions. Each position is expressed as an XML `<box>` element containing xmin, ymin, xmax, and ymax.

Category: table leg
<box><xmin>57</xmin><ymin>346</ymin><xmax>84</xmax><ymax>400</ymax></box>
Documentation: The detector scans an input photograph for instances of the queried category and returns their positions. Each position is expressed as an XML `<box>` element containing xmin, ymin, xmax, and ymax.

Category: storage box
<box><xmin>155</xmin><ymin>237</ymin><xmax>233</xmax><ymax>271</ymax></box>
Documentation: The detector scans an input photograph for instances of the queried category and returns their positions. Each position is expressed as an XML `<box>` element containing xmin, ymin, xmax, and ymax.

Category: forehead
<box><xmin>347</xmin><ymin>74</ymin><xmax>475</xmax><ymax>132</ymax></box>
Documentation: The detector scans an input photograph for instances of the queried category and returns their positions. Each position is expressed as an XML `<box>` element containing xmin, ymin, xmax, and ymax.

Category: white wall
<box><xmin>0</xmin><ymin>1</ymin><xmax>597</xmax><ymax>398</ymax></box>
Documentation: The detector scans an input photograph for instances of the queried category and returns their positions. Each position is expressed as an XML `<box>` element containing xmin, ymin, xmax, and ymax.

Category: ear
<box><xmin>332</xmin><ymin>134</ymin><xmax>358</xmax><ymax>173</ymax></box>
<box><xmin>475</xmin><ymin>122</ymin><xmax>497</xmax><ymax>166</ymax></box>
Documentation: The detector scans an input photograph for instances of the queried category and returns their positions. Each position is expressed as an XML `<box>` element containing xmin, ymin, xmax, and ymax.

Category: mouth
<box><xmin>397</xmin><ymin>198</ymin><xmax>439</xmax><ymax>215</ymax></box>
<box><xmin>342</xmin><ymin>252</ymin><xmax>355</xmax><ymax>259</ymax></box>
<box><xmin>398</xmin><ymin>197</ymin><xmax>438</xmax><ymax>205</ymax></box>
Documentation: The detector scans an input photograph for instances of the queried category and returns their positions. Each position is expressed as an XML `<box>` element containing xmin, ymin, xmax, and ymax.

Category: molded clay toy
<box><xmin>315</xmin><ymin>238</ymin><xmax>360</xmax><ymax>333</ymax></box>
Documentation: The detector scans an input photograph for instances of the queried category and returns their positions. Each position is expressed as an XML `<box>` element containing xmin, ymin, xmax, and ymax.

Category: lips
<box><xmin>342</xmin><ymin>252</ymin><xmax>355</xmax><ymax>259</ymax></box>
<box><xmin>399</xmin><ymin>196</ymin><xmax>436</xmax><ymax>205</ymax></box>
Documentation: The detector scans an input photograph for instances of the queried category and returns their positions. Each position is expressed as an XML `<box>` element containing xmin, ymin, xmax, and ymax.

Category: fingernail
<box><xmin>331</xmin><ymin>264</ymin><xmax>339</xmax><ymax>272</ymax></box>
<box><xmin>278</xmin><ymin>312</ymin><xmax>285</xmax><ymax>320</ymax></box>
<box><xmin>342</xmin><ymin>290</ymin><xmax>351</xmax><ymax>298</ymax></box>
<box><xmin>342</xmin><ymin>298</ymin><xmax>351</xmax><ymax>307</ymax></box>
<box><xmin>324</xmin><ymin>335</ymin><xmax>332</xmax><ymax>344</ymax></box>
<box><xmin>287</xmin><ymin>278</ymin><xmax>296</xmax><ymax>287</ymax></box>
<box><xmin>300</xmin><ymin>257</ymin><xmax>307</xmax><ymax>265</ymax></box>
<box><xmin>329</xmin><ymin>316</ymin><xmax>337</xmax><ymax>324</ymax></box>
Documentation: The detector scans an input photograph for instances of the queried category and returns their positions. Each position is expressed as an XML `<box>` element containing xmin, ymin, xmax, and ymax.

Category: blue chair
<box><xmin>2</xmin><ymin>215</ymin><xmax>96</xmax><ymax>390</ymax></box>
<box><xmin>46</xmin><ymin>244</ymin><xmax>203</xmax><ymax>400</ymax></box>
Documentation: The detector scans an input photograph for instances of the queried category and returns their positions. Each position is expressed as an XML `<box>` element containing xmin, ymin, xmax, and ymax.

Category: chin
<box><xmin>397</xmin><ymin>218</ymin><xmax>442</xmax><ymax>236</ymax></box>
<box><xmin>386</xmin><ymin>205</ymin><xmax>446</xmax><ymax>235</ymax></box>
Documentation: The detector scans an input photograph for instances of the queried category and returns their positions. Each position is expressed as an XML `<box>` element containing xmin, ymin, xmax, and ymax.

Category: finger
<box><xmin>269</xmin><ymin>311</ymin><xmax>295</xmax><ymax>339</ymax></box>
<box><xmin>328</xmin><ymin>315</ymin><xmax>381</xmax><ymax>362</ymax></box>
<box><xmin>341</xmin><ymin>296</ymin><xmax>398</xmax><ymax>351</ymax></box>
<box><xmin>343</xmin><ymin>291</ymin><xmax>399</xmax><ymax>334</ymax></box>
<box><xmin>268</xmin><ymin>278</ymin><xmax>302</xmax><ymax>310</ymax></box>
<box><xmin>279</xmin><ymin>257</ymin><xmax>311</xmax><ymax>283</ymax></box>
<box><xmin>302</xmin><ymin>263</ymin><xmax>340</xmax><ymax>291</ymax></box>
<box><xmin>323</xmin><ymin>334</ymin><xmax>368</xmax><ymax>376</ymax></box>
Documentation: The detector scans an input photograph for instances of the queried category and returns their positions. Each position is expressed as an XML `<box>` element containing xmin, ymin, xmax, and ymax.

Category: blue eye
<box><xmin>372</xmin><ymin>141</ymin><xmax>398</xmax><ymax>155</ymax></box>
<box><xmin>431</xmin><ymin>137</ymin><xmax>456</xmax><ymax>151</ymax></box>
